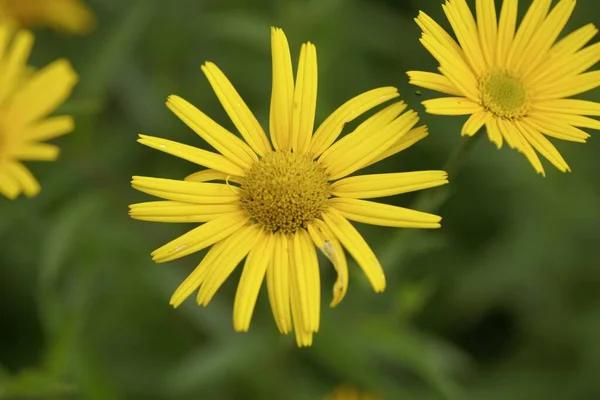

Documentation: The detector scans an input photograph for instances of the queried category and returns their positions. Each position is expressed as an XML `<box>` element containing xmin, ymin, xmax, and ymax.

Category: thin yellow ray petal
<box><xmin>22</xmin><ymin>116</ymin><xmax>74</xmax><ymax>142</ymax></box>
<box><xmin>319</xmin><ymin>102</ymin><xmax>406</xmax><ymax>162</ymax></box>
<box><xmin>531</xmin><ymin>99</ymin><xmax>600</xmax><ymax>116</ymax></box>
<box><xmin>325</xmin><ymin>110</ymin><xmax>420</xmax><ymax>180</ymax></box>
<box><xmin>5</xmin><ymin>59</ymin><xmax>77</xmax><ymax>127</ymax></box>
<box><xmin>289</xmin><ymin>230</ymin><xmax>315</xmax><ymax>332</ymax></box>
<box><xmin>331</xmin><ymin>170</ymin><xmax>448</xmax><ymax>199</ymax></box>
<box><xmin>524</xmin><ymin>115</ymin><xmax>590</xmax><ymax>142</ymax></box>
<box><xmin>506</xmin><ymin>0</ymin><xmax>552</xmax><ymax>70</ymax></box>
<box><xmin>166</xmin><ymin>95</ymin><xmax>258</xmax><ymax>168</ymax></box>
<box><xmin>269</xmin><ymin>27</ymin><xmax>294</xmax><ymax>151</ymax></box>
<box><xmin>538</xmin><ymin>71</ymin><xmax>600</xmax><ymax>99</ymax></box>
<box><xmin>530</xmin><ymin>112</ymin><xmax>600</xmax><ymax>130</ymax></box>
<box><xmin>307</xmin><ymin>219</ymin><xmax>348</xmax><ymax>307</ymax></box>
<box><xmin>170</xmin><ymin>240</ymin><xmax>227</xmax><ymax>308</ymax></box>
<box><xmin>496</xmin><ymin>118</ymin><xmax>521</xmax><ymax>150</ymax></box>
<box><xmin>150</xmin><ymin>210</ymin><xmax>248</xmax><ymax>263</ymax></box>
<box><xmin>309</xmin><ymin>87</ymin><xmax>399</xmax><ymax>157</ymax></box>
<box><xmin>531</xmin><ymin>42</ymin><xmax>600</xmax><ymax>87</ymax></box>
<box><xmin>485</xmin><ymin>117</ymin><xmax>503</xmax><ymax>149</ymax></box>
<box><xmin>138</xmin><ymin>134</ymin><xmax>246</xmax><ymax>177</ymax></box>
<box><xmin>291</xmin><ymin>42</ymin><xmax>317</xmax><ymax>153</ymax></box>
<box><xmin>267</xmin><ymin>233</ymin><xmax>292</xmax><ymax>334</ymax></box>
<box><xmin>406</xmin><ymin>71</ymin><xmax>463</xmax><ymax>96</ymax></box>
<box><xmin>131</xmin><ymin>176</ymin><xmax>240</xmax><ymax>204</ymax></box>
<box><xmin>184</xmin><ymin>169</ymin><xmax>242</xmax><ymax>184</ymax></box>
<box><xmin>442</xmin><ymin>0</ymin><xmax>486</xmax><ymax>75</ymax></box>
<box><xmin>322</xmin><ymin>209</ymin><xmax>386</xmax><ymax>292</ymax></box>
<box><xmin>129</xmin><ymin>201</ymin><xmax>241</xmax><ymax>223</ymax></box>
<box><xmin>550</xmin><ymin>23</ymin><xmax>597</xmax><ymax>58</ymax></box>
<box><xmin>6</xmin><ymin>161</ymin><xmax>39</xmax><ymax>197</ymax></box>
<box><xmin>461</xmin><ymin>110</ymin><xmax>491</xmax><ymax>136</ymax></box>
<box><xmin>12</xmin><ymin>143</ymin><xmax>60</xmax><ymax>161</ymax></box>
<box><xmin>197</xmin><ymin>224</ymin><xmax>261</xmax><ymax>306</ymax></box>
<box><xmin>0</xmin><ymin>30</ymin><xmax>33</xmax><ymax>105</ymax></box>
<box><xmin>330</xmin><ymin>198</ymin><xmax>442</xmax><ymax>229</ymax></box>
<box><xmin>516</xmin><ymin>120</ymin><xmax>570</xmax><ymax>172</ymax></box>
<box><xmin>0</xmin><ymin>169</ymin><xmax>20</xmax><ymax>199</ymax></box>
<box><xmin>0</xmin><ymin>25</ymin><xmax>11</xmax><ymax>61</ymax></box>
<box><xmin>362</xmin><ymin>125</ymin><xmax>429</xmax><ymax>167</ymax></box>
<box><xmin>201</xmin><ymin>62</ymin><xmax>271</xmax><ymax>156</ymax></box>
<box><xmin>514</xmin><ymin>127</ymin><xmax>546</xmax><ymax>176</ymax></box>
<box><xmin>234</xmin><ymin>232</ymin><xmax>274</xmax><ymax>332</ymax></box>
<box><xmin>289</xmin><ymin>264</ymin><xmax>314</xmax><ymax>347</ymax></box>
<box><xmin>517</xmin><ymin>0</ymin><xmax>576</xmax><ymax>77</ymax></box>
<box><xmin>476</xmin><ymin>0</ymin><xmax>498</xmax><ymax>67</ymax></box>
<box><xmin>496</xmin><ymin>0</ymin><xmax>518</xmax><ymax>69</ymax></box>
<box><xmin>298</xmin><ymin>229</ymin><xmax>320</xmax><ymax>332</ymax></box>
<box><xmin>438</xmin><ymin>65</ymin><xmax>480</xmax><ymax>102</ymax></box>
<box><xmin>422</xmin><ymin>97</ymin><xmax>483</xmax><ymax>115</ymax></box>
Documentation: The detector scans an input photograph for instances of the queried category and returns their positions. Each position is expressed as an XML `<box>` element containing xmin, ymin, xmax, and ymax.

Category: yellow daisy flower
<box><xmin>0</xmin><ymin>26</ymin><xmax>78</xmax><ymax>199</ymax></box>
<box><xmin>408</xmin><ymin>0</ymin><xmax>600</xmax><ymax>175</ymax></box>
<box><xmin>130</xmin><ymin>27</ymin><xmax>448</xmax><ymax>346</ymax></box>
<box><xmin>0</xmin><ymin>0</ymin><xmax>95</xmax><ymax>34</ymax></box>
<box><xmin>324</xmin><ymin>385</ymin><xmax>381</xmax><ymax>400</ymax></box>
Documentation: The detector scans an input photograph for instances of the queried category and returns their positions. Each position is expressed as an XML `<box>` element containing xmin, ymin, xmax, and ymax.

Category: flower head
<box><xmin>130</xmin><ymin>28</ymin><xmax>448</xmax><ymax>346</ymax></box>
<box><xmin>0</xmin><ymin>25</ymin><xmax>78</xmax><ymax>199</ymax></box>
<box><xmin>0</xmin><ymin>0</ymin><xmax>95</xmax><ymax>34</ymax></box>
<box><xmin>409</xmin><ymin>0</ymin><xmax>600</xmax><ymax>175</ymax></box>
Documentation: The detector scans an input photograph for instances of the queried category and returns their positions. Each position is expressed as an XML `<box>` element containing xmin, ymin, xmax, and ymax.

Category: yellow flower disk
<box><xmin>130</xmin><ymin>27</ymin><xmax>448</xmax><ymax>347</ymax></box>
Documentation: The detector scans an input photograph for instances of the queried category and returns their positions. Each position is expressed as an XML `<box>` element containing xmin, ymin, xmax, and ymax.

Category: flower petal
<box><xmin>129</xmin><ymin>201</ymin><xmax>241</xmax><ymax>223</ymax></box>
<box><xmin>496</xmin><ymin>0</ymin><xmax>518</xmax><ymax>69</ymax></box>
<box><xmin>422</xmin><ymin>97</ymin><xmax>483</xmax><ymax>115</ymax></box>
<box><xmin>516</xmin><ymin>119</ymin><xmax>570</xmax><ymax>173</ymax></box>
<box><xmin>407</xmin><ymin>71</ymin><xmax>463</xmax><ymax>96</ymax></box>
<box><xmin>131</xmin><ymin>176</ymin><xmax>240</xmax><ymax>204</ymax></box>
<box><xmin>0</xmin><ymin>30</ymin><xmax>33</xmax><ymax>106</ymax></box>
<box><xmin>269</xmin><ymin>27</ymin><xmax>294</xmax><ymax>151</ymax></box>
<box><xmin>5</xmin><ymin>161</ymin><xmax>39</xmax><ymax>198</ymax></box>
<box><xmin>362</xmin><ymin>125</ymin><xmax>429</xmax><ymax>167</ymax></box>
<box><xmin>291</xmin><ymin>42</ymin><xmax>317</xmax><ymax>153</ymax></box>
<box><xmin>461</xmin><ymin>110</ymin><xmax>491</xmax><ymax>136</ymax></box>
<box><xmin>267</xmin><ymin>233</ymin><xmax>292</xmax><ymax>334</ymax></box>
<box><xmin>22</xmin><ymin>116</ymin><xmax>74</xmax><ymax>142</ymax></box>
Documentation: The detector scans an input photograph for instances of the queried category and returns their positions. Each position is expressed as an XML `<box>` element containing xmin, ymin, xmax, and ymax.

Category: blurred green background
<box><xmin>2</xmin><ymin>0</ymin><xmax>600</xmax><ymax>399</ymax></box>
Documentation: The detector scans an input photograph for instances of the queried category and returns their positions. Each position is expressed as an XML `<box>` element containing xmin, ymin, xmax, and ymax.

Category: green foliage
<box><xmin>2</xmin><ymin>0</ymin><xmax>600</xmax><ymax>399</ymax></box>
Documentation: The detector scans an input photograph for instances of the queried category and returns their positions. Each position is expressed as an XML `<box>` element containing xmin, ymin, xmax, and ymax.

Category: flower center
<box><xmin>480</xmin><ymin>71</ymin><xmax>529</xmax><ymax>119</ymax></box>
<box><xmin>240</xmin><ymin>151</ymin><xmax>330</xmax><ymax>234</ymax></box>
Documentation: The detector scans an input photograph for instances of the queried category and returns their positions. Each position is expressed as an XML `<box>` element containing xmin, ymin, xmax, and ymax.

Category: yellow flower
<box><xmin>130</xmin><ymin>27</ymin><xmax>448</xmax><ymax>346</ymax></box>
<box><xmin>0</xmin><ymin>26</ymin><xmax>78</xmax><ymax>199</ymax></box>
<box><xmin>324</xmin><ymin>385</ymin><xmax>381</xmax><ymax>400</ymax></box>
<box><xmin>0</xmin><ymin>0</ymin><xmax>95</xmax><ymax>34</ymax></box>
<box><xmin>408</xmin><ymin>0</ymin><xmax>600</xmax><ymax>175</ymax></box>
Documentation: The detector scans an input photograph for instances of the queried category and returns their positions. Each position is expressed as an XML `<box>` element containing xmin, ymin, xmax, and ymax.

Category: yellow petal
<box><xmin>329</xmin><ymin>198</ymin><xmax>442</xmax><ymax>229</ymax></box>
<box><xmin>407</xmin><ymin>71</ymin><xmax>463</xmax><ymax>96</ymax></box>
<box><xmin>0</xmin><ymin>168</ymin><xmax>20</xmax><ymax>199</ymax></box>
<box><xmin>476</xmin><ymin>0</ymin><xmax>498</xmax><ymax>67</ymax></box>
<box><xmin>184</xmin><ymin>169</ymin><xmax>242</xmax><ymax>184</ymax></box>
<box><xmin>442</xmin><ymin>0</ymin><xmax>486</xmax><ymax>75</ymax></box>
<box><xmin>290</xmin><ymin>229</ymin><xmax>320</xmax><ymax>332</ymax></box>
<box><xmin>201</xmin><ymin>62</ymin><xmax>271</xmax><ymax>156</ymax></box>
<box><xmin>461</xmin><ymin>110</ymin><xmax>491</xmax><ymax>136</ymax></box>
<box><xmin>233</xmin><ymin>232</ymin><xmax>274</xmax><ymax>332</ymax></box>
<box><xmin>5</xmin><ymin>161</ymin><xmax>40</xmax><ymax>197</ymax></box>
<box><xmin>170</xmin><ymin>239</ymin><xmax>227</xmax><ymax>308</ymax></box>
<box><xmin>289</xmin><ymin>235</ymin><xmax>314</xmax><ymax>347</ymax></box>
<box><xmin>0</xmin><ymin>30</ymin><xmax>33</xmax><ymax>106</ymax></box>
<box><xmin>516</xmin><ymin>120</ymin><xmax>570</xmax><ymax>173</ymax></box>
<box><xmin>150</xmin><ymin>210</ymin><xmax>248</xmax><ymax>263</ymax></box>
<box><xmin>422</xmin><ymin>97</ymin><xmax>483</xmax><ymax>115</ymax></box>
<box><xmin>309</xmin><ymin>87</ymin><xmax>399</xmax><ymax>157</ymax></box>
<box><xmin>131</xmin><ymin>176</ymin><xmax>240</xmax><ymax>204</ymax></box>
<box><xmin>496</xmin><ymin>118</ymin><xmax>521</xmax><ymax>149</ymax></box>
<box><xmin>322</xmin><ymin>209</ymin><xmax>386</xmax><ymax>292</ymax></box>
<box><xmin>269</xmin><ymin>27</ymin><xmax>294</xmax><ymax>151</ymax></box>
<box><xmin>129</xmin><ymin>201</ymin><xmax>241</xmax><ymax>223</ymax></box>
<box><xmin>362</xmin><ymin>125</ymin><xmax>429</xmax><ymax>167</ymax></box>
<box><xmin>485</xmin><ymin>117</ymin><xmax>503</xmax><ymax>149</ymax></box>
<box><xmin>166</xmin><ymin>95</ymin><xmax>257</xmax><ymax>169</ymax></box>
<box><xmin>524</xmin><ymin>115</ymin><xmax>590</xmax><ymax>143</ymax></box>
<box><xmin>197</xmin><ymin>224</ymin><xmax>262</xmax><ymax>306</ymax></box>
<box><xmin>138</xmin><ymin>134</ymin><xmax>246</xmax><ymax>177</ymax></box>
<box><xmin>307</xmin><ymin>220</ymin><xmax>348</xmax><ymax>307</ymax></box>
<box><xmin>291</xmin><ymin>42</ymin><xmax>317</xmax><ymax>153</ymax></box>
<box><xmin>496</xmin><ymin>0</ymin><xmax>518</xmax><ymax>69</ymax></box>
<box><xmin>267</xmin><ymin>233</ymin><xmax>292</xmax><ymax>334</ymax></box>
<box><xmin>531</xmin><ymin>42</ymin><xmax>600</xmax><ymax>88</ymax></box>
<box><xmin>12</xmin><ymin>143</ymin><xmax>60</xmax><ymax>161</ymax></box>
<box><xmin>531</xmin><ymin>99</ymin><xmax>600</xmax><ymax>116</ymax></box>
<box><xmin>550</xmin><ymin>22</ymin><xmax>598</xmax><ymax>58</ymax></box>
<box><xmin>331</xmin><ymin>170</ymin><xmax>448</xmax><ymax>199</ymax></box>
<box><xmin>22</xmin><ymin>116</ymin><xmax>74</xmax><ymax>142</ymax></box>
<box><xmin>506</xmin><ymin>0</ymin><xmax>552</xmax><ymax>70</ymax></box>
<box><xmin>5</xmin><ymin>59</ymin><xmax>77</xmax><ymax>127</ymax></box>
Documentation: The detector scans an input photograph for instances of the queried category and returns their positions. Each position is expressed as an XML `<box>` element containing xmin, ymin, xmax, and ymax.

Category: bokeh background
<box><xmin>2</xmin><ymin>0</ymin><xmax>600</xmax><ymax>399</ymax></box>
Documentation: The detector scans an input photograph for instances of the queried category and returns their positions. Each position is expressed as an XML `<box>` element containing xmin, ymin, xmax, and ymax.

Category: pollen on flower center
<box><xmin>480</xmin><ymin>71</ymin><xmax>530</xmax><ymax>119</ymax></box>
<box><xmin>240</xmin><ymin>151</ymin><xmax>330</xmax><ymax>234</ymax></box>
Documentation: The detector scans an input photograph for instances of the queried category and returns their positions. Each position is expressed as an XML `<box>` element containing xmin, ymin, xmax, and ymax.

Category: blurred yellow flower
<box><xmin>0</xmin><ymin>26</ymin><xmax>78</xmax><ymax>199</ymax></box>
<box><xmin>130</xmin><ymin>27</ymin><xmax>447</xmax><ymax>346</ymax></box>
<box><xmin>324</xmin><ymin>385</ymin><xmax>381</xmax><ymax>400</ymax></box>
<box><xmin>409</xmin><ymin>0</ymin><xmax>600</xmax><ymax>175</ymax></box>
<box><xmin>0</xmin><ymin>0</ymin><xmax>95</xmax><ymax>34</ymax></box>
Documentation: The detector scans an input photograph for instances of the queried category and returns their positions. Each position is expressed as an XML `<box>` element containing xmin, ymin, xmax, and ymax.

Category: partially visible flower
<box><xmin>324</xmin><ymin>385</ymin><xmax>381</xmax><ymax>400</ymax></box>
<box><xmin>130</xmin><ymin>27</ymin><xmax>447</xmax><ymax>346</ymax></box>
<box><xmin>0</xmin><ymin>0</ymin><xmax>95</xmax><ymax>34</ymax></box>
<box><xmin>0</xmin><ymin>25</ymin><xmax>78</xmax><ymax>199</ymax></box>
<box><xmin>409</xmin><ymin>0</ymin><xmax>600</xmax><ymax>175</ymax></box>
